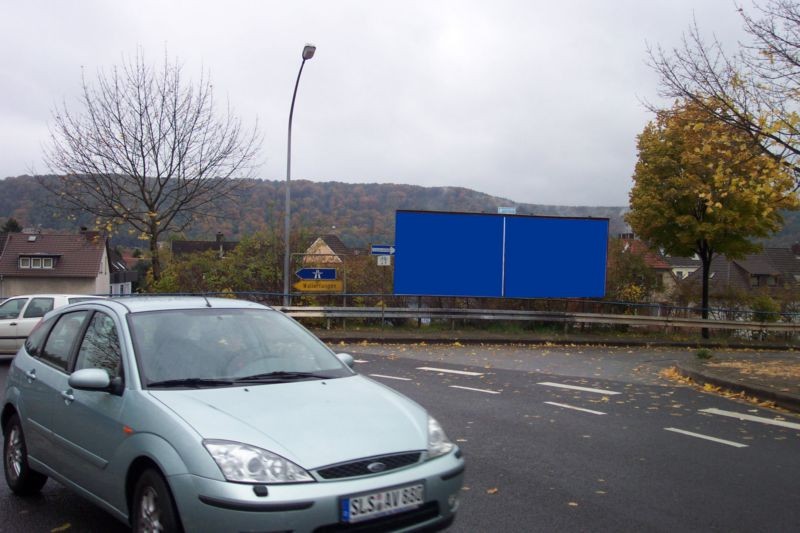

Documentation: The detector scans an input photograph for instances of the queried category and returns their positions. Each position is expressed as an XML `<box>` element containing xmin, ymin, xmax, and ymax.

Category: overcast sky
<box><xmin>1</xmin><ymin>1</ymin><xmax>748</xmax><ymax>206</ymax></box>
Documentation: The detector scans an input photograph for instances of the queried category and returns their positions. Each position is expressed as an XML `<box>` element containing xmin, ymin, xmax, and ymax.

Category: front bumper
<box><xmin>168</xmin><ymin>450</ymin><xmax>465</xmax><ymax>533</ymax></box>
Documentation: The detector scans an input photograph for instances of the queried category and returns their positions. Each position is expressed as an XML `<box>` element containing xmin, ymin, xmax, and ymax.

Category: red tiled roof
<box><xmin>0</xmin><ymin>232</ymin><xmax>106</xmax><ymax>278</ymax></box>
<box><xmin>620</xmin><ymin>239</ymin><xmax>671</xmax><ymax>270</ymax></box>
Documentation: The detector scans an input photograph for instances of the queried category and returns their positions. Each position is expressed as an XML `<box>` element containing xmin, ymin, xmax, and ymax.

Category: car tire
<box><xmin>3</xmin><ymin>413</ymin><xmax>47</xmax><ymax>495</ymax></box>
<box><xmin>132</xmin><ymin>468</ymin><xmax>183</xmax><ymax>533</ymax></box>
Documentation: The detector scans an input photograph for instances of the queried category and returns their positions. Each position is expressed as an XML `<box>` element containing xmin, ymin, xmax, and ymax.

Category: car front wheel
<box><xmin>132</xmin><ymin>468</ymin><xmax>182</xmax><ymax>533</ymax></box>
<box><xmin>3</xmin><ymin>413</ymin><xmax>47</xmax><ymax>495</ymax></box>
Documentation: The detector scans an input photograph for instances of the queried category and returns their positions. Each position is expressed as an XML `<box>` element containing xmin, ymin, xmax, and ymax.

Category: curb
<box><xmin>314</xmin><ymin>332</ymin><xmax>798</xmax><ymax>351</ymax></box>
<box><xmin>675</xmin><ymin>363</ymin><xmax>800</xmax><ymax>413</ymax></box>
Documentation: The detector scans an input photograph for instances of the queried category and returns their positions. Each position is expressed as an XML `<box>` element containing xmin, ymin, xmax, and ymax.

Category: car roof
<box><xmin>105</xmin><ymin>296</ymin><xmax>270</xmax><ymax>314</ymax></box>
<box><xmin>2</xmin><ymin>293</ymin><xmax>105</xmax><ymax>299</ymax></box>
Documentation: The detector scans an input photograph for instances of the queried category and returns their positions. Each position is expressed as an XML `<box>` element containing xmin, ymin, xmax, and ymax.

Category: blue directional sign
<box><xmin>295</xmin><ymin>268</ymin><xmax>337</xmax><ymax>280</ymax></box>
<box><xmin>371</xmin><ymin>244</ymin><xmax>396</xmax><ymax>255</ymax></box>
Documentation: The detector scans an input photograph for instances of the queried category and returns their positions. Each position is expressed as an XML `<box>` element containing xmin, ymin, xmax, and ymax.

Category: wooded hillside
<box><xmin>1</xmin><ymin>175</ymin><xmax>796</xmax><ymax>248</ymax></box>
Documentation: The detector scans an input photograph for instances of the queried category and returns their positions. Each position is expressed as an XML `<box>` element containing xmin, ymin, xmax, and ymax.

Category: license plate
<box><xmin>341</xmin><ymin>482</ymin><xmax>425</xmax><ymax>523</ymax></box>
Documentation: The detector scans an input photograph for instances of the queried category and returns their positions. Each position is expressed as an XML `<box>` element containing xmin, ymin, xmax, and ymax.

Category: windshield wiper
<box><xmin>147</xmin><ymin>378</ymin><xmax>236</xmax><ymax>389</ymax></box>
<box><xmin>233</xmin><ymin>371</ymin><xmax>334</xmax><ymax>383</ymax></box>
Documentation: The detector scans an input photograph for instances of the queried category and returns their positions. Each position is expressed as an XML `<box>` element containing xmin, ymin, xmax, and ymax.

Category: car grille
<box><xmin>314</xmin><ymin>502</ymin><xmax>440</xmax><ymax>532</ymax></box>
<box><xmin>315</xmin><ymin>452</ymin><xmax>423</xmax><ymax>480</ymax></box>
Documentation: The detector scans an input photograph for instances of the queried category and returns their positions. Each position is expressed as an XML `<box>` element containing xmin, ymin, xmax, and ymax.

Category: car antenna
<box><xmin>203</xmin><ymin>294</ymin><xmax>212</xmax><ymax>307</ymax></box>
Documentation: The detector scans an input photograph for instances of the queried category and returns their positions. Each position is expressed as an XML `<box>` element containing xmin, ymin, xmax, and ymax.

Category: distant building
<box><xmin>171</xmin><ymin>232</ymin><xmax>238</xmax><ymax>258</ymax></box>
<box><xmin>302</xmin><ymin>234</ymin><xmax>358</xmax><ymax>264</ymax></box>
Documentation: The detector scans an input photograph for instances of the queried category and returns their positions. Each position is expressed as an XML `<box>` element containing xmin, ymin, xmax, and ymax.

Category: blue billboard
<box><xmin>393</xmin><ymin>210</ymin><xmax>608</xmax><ymax>298</ymax></box>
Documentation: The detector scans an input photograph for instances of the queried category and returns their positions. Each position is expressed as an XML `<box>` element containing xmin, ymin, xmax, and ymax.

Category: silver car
<box><xmin>2</xmin><ymin>297</ymin><xmax>464</xmax><ymax>532</ymax></box>
<box><xmin>0</xmin><ymin>294</ymin><xmax>103</xmax><ymax>356</ymax></box>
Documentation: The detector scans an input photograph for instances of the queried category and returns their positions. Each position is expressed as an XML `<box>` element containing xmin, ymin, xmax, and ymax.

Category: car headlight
<box><xmin>427</xmin><ymin>416</ymin><xmax>454</xmax><ymax>459</ymax></box>
<box><xmin>203</xmin><ymin>440</ymin><xmax>314</xmax><ymax>483</ymax></box>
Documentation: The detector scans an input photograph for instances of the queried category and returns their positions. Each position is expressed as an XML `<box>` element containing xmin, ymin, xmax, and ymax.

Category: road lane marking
<box><xmin>664</xmin><ymin>427</ymin><xmax>748</xmax><ymax>448</ymax></box>
<box><xmin>449</xmin><ymin>385</ymin><xmax>500</xmax><ymax>395</ymax></box>
<box><xmin>417</xmin><ymin>366</ymin><xmax>484</xmax><ymax>376</ymax></box>
<box><xmin>537</xmin><ymin>382</ymin><xmax>621</xmax><ymax>395</ymax></box>
<box><xmin>369</xmin><ymin>374</ymin><xmax>412</xmax><ymax>381</ymax></box>
<box><xmin>699</xmin><ymin>408</ymin><xmax>800</xmax><ymax>430</ymax></box>
<box><xmin>355</xmin><ymin>359</ymin><xmax>369</xmax><ymax>363</ymax></box>
<box><xmin>544</xmin><ymin>402</ymin><xmax>607</xmax><ymax>415</ymax></box>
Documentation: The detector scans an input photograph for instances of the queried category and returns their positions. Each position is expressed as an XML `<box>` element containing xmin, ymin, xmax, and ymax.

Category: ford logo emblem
<box><xmin>367</xmin><ymin>462</ymin><xmax>387</xmax><ymax>473</ymax></box>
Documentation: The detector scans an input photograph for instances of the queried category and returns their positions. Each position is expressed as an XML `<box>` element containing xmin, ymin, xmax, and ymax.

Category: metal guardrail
<box><xmin>282</xmin><ymin>306</ymin><xmax>800</xmax><ymax>333</ymax></box>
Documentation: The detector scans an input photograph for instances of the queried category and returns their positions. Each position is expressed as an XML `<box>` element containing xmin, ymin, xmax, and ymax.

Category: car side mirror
<box><xmin>69</xmin><ymin>368</ymin><xmax>112</xmax><ymax>391</ymax></box>
<box><xmin>335</xmin><ymin>352</ymin><xmax>355</xmax><ymax>369</ymax></box>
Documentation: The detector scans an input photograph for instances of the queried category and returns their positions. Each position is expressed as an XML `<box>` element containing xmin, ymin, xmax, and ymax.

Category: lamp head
<box><xmin>302</xmin><ymin>44</ymin><xmax>316</xmax><ymax>60</ymax></box>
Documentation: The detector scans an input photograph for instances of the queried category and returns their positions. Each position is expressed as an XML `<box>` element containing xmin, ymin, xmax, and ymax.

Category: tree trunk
<box><xmin>150</xmin><ymin>233</ymin><xmax>161</xmax><ymax>282</ymax></box>
<box><xmin>700</xmin><ymin>254</ymin><xmax>712</xmax><ymax>340</ymax></box>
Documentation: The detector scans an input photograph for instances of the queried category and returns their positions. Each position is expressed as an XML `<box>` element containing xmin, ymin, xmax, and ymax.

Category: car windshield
<box><xmin>129</xmin><ymin>308</ymin><xmax>352</xmax><ymax>388</ymax></box>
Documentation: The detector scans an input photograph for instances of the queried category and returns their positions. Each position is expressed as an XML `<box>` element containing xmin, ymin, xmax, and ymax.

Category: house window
<box><xmin>750</xmin><ymin>275</ymin><xmax>759</xmax><ymax>287</ymax></box>
<box><xmin>18</xmin><ymin>256</ymin><xmax>54</xmax><ymax>269</ymax></box>
<box><xmin>766</xmin><ymin>276</ymin><xmax>777</xmax><ymax>287</ymax></box>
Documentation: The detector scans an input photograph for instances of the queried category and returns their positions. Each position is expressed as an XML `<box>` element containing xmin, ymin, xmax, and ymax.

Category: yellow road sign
<box><xmin>293</xmin><ymin>280</ymin><xmax>344</xmax><ymax>292</ymax></box>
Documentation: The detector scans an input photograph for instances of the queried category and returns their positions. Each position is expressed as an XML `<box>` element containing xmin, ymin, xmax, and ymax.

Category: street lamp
<box><xmin>284</xmin><ymin>43</ymin><xmax>316</xmax><ymax>307</ymax></box>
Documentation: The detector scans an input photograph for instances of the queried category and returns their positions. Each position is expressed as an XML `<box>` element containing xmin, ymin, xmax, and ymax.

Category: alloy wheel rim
<box><xmin>5</xmin><ymin>426</ymin><xmax>23</xmax><ymax>481</ymax></box>
<box><xmin>139</xmin><ymin>486</ymin><xmax>163</xmax><ymax>532</ymax></box>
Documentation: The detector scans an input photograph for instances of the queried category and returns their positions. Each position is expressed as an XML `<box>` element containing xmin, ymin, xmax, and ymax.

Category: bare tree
<box><xmin>649</xmin><ymin>0</ymin><xmax>800</xmax><ymax>185</ymax></box>
<box><xmin>44</xmin><ymin>51</ymin><xmax>260</xmax><ymax>281</ymax></box>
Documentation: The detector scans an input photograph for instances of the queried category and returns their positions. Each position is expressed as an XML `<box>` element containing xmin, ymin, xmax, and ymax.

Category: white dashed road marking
<box><xmin>449</xmin><ymin>385</ymin><xmax>501</xmax><ymax>395</ymax></box>
<box><xmin>417</xmin><ymin>367</ymin><xmax>484</xmax><ymax>376</ymax></box>
<box><xmin>537</xmin><ymin>382</ymin><xmax>621</xmax><ymax>395</ymax></box>
<box><xmin>369</xmin><ymin>374</ymin><xmax>412</xmax><ymax>381</ymax></box>
<box><xmin>699</xmin><ymin>408</ymin><xmax>800</xmax><ymax>430</ymax></box>
<box><xmin>354</xmin><ymin>359</ymin><xmax>369</xmax><ymax>363</ymax></box>
<box><xmin>664</xmin><ymin>427</ymin><xmax>748</xmax><ymax>448</ymax></box>
<box><xmin>544</xmin><ymin>402</ymin><xmax>607</xmax><ymax>415</ymax></box>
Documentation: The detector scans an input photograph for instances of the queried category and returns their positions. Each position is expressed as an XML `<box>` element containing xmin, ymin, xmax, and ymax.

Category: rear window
<box><xmin>40</xmin><ymin>311</ymin><xmax>90</xmax><ymax>371</ymax></box>
<box><xmin>24</xmin><ymin>315</ymin><xmax>58</xmax><ymax>357</ymax></box>
<box><xmin>23</xmin><ymin>297</ymin><xmax>55</xmax><ymax>319</ymax></box>
<box><xmin>68</xmin><ymin>296</ymin><xmax>102</xmax><ymax>304</ymax></box>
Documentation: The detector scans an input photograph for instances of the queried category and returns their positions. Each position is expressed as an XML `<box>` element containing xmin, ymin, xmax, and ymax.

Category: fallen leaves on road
<box><xmin>486</xmin><ymin>488</ymin><xmax>499</xmax><ymax>495</ymax></box>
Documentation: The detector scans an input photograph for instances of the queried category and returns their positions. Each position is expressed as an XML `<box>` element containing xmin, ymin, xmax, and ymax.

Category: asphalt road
<box><xmin>2</xmin><ymin>344</ymin><xmax>800</xmax><ymax>532</ymax></box>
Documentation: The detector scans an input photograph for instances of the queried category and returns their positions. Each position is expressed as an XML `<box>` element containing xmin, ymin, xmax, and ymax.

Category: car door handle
<box><xmin>25</xmin><ymin>369</ymin><xmax>36</xmax><ymax>382</ymax></box>
<box><xmin>9</xmin><ymin>322</ymin><xmax>17</xmax><ymax>326</ymax></box>
<box><xmin>61</xmin><ymin>390</ymin><xmax>75</xmax><ymax>405</ymax></box>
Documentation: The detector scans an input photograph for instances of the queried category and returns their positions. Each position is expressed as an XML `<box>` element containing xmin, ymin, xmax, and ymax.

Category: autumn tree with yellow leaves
<box><xmin>626</xmin><ymin>100</ymin><xmax>799</xmax><ymax>337</ymax></box>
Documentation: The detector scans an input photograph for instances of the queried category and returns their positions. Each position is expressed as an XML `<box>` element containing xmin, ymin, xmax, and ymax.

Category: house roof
<box><xmin>619</xmin><ymin>238</ymin><xmax>671</xmax><ymax>270</ymax></box>
<box><xmin>318</xmin><ymin>234</ymin><xmax>351</xmax><ymax>256</ymax></box>
<box><xmin>665</xmin><ymin>255</ymin><xmax>702</xmax><ymax>268</ymax></box>
<box><xmin>0</xmin><ymin>232</ymin><xmax>107</xmax><ymax>278</ymax></box>
<box><xmin>0</xmin><ymin>232</ymin><xmax>8</xmax><ymax>256</ymax></box>
<box><xmin>683</xmin><ymin>247</ymin><xmax>800</xmax><ymax>292</ymax></box>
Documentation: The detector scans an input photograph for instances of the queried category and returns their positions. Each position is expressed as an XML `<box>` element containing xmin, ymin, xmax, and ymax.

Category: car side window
<box><xmin>75</xmin><ymin>312</ymin><xmax>123</xmax><ymax>379</ymax></box>
<box><xmin>40</xmin><ymin>311</ymin><xmax>90</xmax><ymax>371</ymax></box>
<box><xmin>0</xmin><ymin>298</ymin><xmax>27</xmax><ymax>320</ymax></box>
<box><xmin>24</xmin><ymin>315</ymin><xmax>58</xmax><ymax>357</ymax></box>
<box><xmin>23</xmin><ymin>297</ymin><xmax>55</xmax><ymax>319</ymax></box>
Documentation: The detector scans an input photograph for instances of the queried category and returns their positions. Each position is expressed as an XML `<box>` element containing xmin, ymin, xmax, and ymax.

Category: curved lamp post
<box><xmin>284</xmin><ymin>44</ymin><xmax>316</xmax><ymax>306</ymax></box>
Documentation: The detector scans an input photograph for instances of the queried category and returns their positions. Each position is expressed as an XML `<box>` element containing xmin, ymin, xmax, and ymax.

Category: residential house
<box><xmin>171</xmin><ymin>232</ymin><xmax>238</xmax><ymax>258</ymax></box>
<box><xmin>615</xmin><ymin>236</ymin><xmax>677</xmax><ymax>301</ymax></box>
<box><xmin>0</xmin><ymin>229</ymin><xmax>115</xmax><ymax>298</ymax></box>
<box><xmin>682</xmin><ymin>248</ymin><xmax>800</xmax><ymax>301</ymax></box>
<box><xmin>302</xmin><ymin>234</ymin><xmax>356</xmax><ymax>264</ymax></box>
<box><xmin>666</xmin><ymin>255</ymin><xmax>702</xmax><ymax>281</ymax></box>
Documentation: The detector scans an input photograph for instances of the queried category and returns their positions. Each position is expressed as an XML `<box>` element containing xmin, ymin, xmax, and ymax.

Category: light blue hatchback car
<box><xmin>2</xmin><ymin>297</ymin><xmax>464</xmax><ymax>532</ymax></box>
